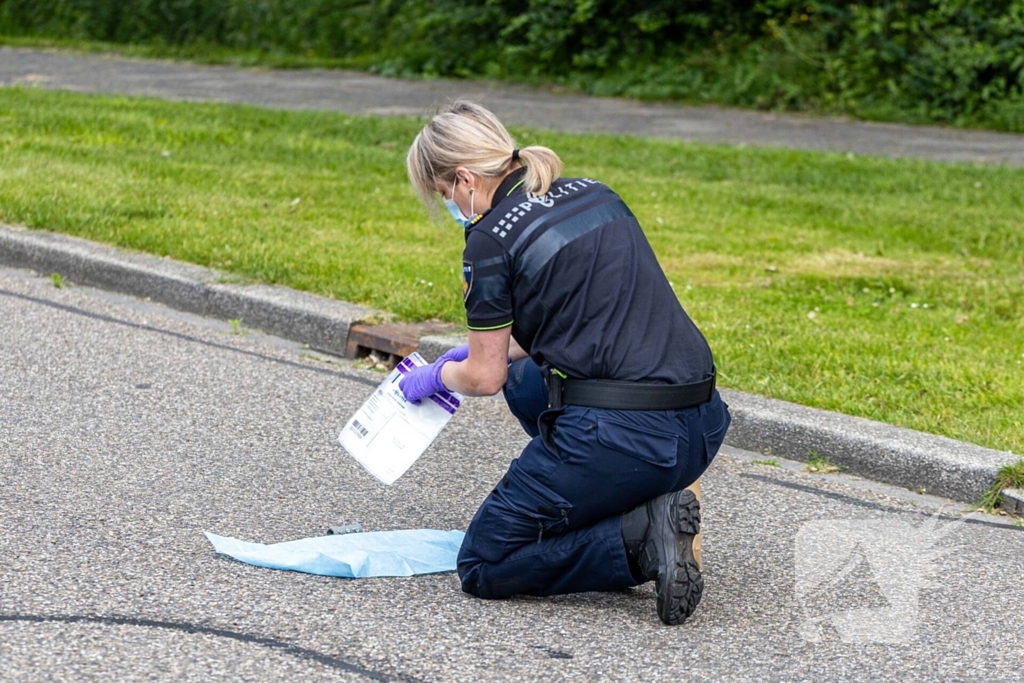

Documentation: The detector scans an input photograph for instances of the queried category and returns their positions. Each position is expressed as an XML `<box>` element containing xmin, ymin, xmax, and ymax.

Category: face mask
<box><xmin>445</xmin><ymin>177</ymin><xmax>475</xmax><ymax>229</ymax></box>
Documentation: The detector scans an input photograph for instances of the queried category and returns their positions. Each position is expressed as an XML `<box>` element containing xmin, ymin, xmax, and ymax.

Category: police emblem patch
<box><xmin>462</xmin><ymin>261</ymin><xmax>473</xmax><ymax>302</ymax></box>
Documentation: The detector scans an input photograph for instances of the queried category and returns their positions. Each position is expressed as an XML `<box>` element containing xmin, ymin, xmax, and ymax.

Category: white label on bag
<box><xmin>338</xmin><ymin>352</ymin><xmax>462</xmax><ymax>485</ymax></box>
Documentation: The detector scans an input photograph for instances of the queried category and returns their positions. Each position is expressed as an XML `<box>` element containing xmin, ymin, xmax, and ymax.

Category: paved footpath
<box><xmin>2</xmin><ymin>265</ymin><xmax>1023</xmax><ymax>681</ymax></box>
<box><xmin>2</xmin><ymin>46</ymin><xmax>1024</xmax><ymax>165</ymax></box>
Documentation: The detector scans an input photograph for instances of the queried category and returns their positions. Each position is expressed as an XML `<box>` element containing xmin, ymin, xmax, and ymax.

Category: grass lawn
<box><xmin>0</xmin><ymin>87</ymin><xmax>1021</xmax><ymax>454</ymax></box>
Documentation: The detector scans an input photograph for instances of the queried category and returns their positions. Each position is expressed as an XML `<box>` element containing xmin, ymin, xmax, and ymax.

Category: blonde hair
<box><xmin>406</xmin><ymin>101</ymin><xmax>563</xmax><ymax>215</ymax></box>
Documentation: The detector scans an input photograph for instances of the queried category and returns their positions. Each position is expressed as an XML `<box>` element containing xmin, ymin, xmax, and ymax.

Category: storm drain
<box><xmin>344</xmin><ymin>321</ymin><xmax>459</xmax><ymax>368</ymax></box>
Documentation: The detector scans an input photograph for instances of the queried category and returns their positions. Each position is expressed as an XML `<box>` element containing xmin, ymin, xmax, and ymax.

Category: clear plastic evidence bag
<box><xmin>338</xmin><ymin>352</ymin><xmax>463</xmax><ymax>485</ymax></box>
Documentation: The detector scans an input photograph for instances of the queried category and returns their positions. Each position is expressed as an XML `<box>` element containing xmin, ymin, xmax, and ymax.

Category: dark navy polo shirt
<box><xmin>462</xmin><ymin>169</ymin><xmax>713</xmax><ymax>384</ymax></box>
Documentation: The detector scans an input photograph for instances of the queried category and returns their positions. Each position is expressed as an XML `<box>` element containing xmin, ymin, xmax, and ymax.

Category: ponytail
<box><xmin>516</xmin><ymin>145</ymin><xmax>562</xmax><ymax>197</ymax></box>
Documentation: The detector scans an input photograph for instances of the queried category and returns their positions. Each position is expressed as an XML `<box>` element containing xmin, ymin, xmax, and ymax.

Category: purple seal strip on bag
<box><xmin>394</xmin><ymin>356</ymin><xmax>461</xmax><ymax>413</ymax></box>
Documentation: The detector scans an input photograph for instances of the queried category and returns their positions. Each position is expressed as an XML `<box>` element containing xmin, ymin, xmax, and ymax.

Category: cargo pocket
<box><xmin>465</xmin><ymin>461</ymin><xmax>574</xmax><ymax>563</ymax></box>
<box><xmin>502</xmin><ymin>461</ymin><xmax>573</xmax><ymax>541</ymax></box>
<box><xmin>596</xmin><ymin>414</ymin><xmax>679</xmax><ymax>468</ymax></box>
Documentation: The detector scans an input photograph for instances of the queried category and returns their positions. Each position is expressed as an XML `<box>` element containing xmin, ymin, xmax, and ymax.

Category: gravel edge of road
<box><xmin>2</xmin><ymin>223</ymin><xmax>1018</xmax><ymax>503</ymax></box>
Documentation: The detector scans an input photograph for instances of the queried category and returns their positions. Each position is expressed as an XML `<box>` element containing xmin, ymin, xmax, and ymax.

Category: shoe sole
<box><xmin>655</xmin><ymin>489</ymin><xmax>703</xmax><ymax>626</ymax></box>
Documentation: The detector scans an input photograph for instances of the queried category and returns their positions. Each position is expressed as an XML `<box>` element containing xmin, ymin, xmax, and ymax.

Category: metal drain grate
<box><xmin>344</xmin><ymin>321</ymin><xmax>458</xmax><ymax>368</ymax></box>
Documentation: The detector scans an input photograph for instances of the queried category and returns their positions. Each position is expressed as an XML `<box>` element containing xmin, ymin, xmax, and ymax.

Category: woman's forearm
<box><xmin>440</xmin><ymin>326</ymin><xmax>513</xmax><ymax>396</ymax></box>
<box><xmin>440</xmin><ymin>358</ymin><xmax>507</xmax><ymax>397</ymax></box>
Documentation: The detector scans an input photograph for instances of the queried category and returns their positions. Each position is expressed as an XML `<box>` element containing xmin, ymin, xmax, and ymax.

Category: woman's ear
<box><xmin>455</xmin><ymin>167</ymin><xmax>475</xmax><ymax>189</ymax></box>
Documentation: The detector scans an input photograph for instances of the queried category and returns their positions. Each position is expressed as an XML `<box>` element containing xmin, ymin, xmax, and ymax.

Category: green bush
<box><xmin>814</xmin><ymin>1</ymin><xmax>1024</xmax><ymax>126</ymax></box>
<box><xmin>2</xmin><ymin>1</ymin><xmax>1023</xmax><ymax>130</ymax></box>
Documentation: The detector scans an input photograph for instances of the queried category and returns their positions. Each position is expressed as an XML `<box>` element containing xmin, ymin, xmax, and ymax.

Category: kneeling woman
<box><xmin>399</xmin><ymin>101</ymin><xmax>730</xmax><ymax>625</ymax></box>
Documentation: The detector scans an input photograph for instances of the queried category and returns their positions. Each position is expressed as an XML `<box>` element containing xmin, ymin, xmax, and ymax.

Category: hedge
<box><xmin>2</xmin><ymin>1</ymin><xmax>1023</xmax><ymax>130</ymax></box>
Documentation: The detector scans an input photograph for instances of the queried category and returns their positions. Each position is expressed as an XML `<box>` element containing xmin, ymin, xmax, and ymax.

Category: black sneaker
<box><xmin>637</xmin><ymin>489</ymin><xmax>703</xmax><ymax>625</ymax></box>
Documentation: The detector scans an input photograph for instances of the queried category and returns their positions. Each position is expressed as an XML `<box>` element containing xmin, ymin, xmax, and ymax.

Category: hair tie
<box><xmin>511</xmin><ymin>148</ymin><xmax>520</xmax><ymax>162</ymax></box>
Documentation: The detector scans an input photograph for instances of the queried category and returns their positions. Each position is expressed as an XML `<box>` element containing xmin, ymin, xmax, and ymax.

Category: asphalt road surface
<box><xmin>2</xmin><ymin>264</ymin><xmax>1023</xmax><ymax>681</ymax></box>
<box><xmin>2</xmin><ymin>46</ymin><xmax>1024</xmax><ymax>165</ymax></box>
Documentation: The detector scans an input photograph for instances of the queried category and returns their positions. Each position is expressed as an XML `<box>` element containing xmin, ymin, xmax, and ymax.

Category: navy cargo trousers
<box><xmin>457</xmin><ymin>358</ymin><xmax>731</xmax><ymax>599</ymax></box>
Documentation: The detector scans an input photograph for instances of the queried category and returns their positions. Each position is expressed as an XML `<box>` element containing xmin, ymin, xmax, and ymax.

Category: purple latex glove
<box><xmin>399</xmin><ymin>345</ymin><xmax>469</xmax><ymax>403</ymax></box>
<box><xmin>438</xmin><ymin>344</ymin><xmax>470</xmax><ymax>364</ymax></box>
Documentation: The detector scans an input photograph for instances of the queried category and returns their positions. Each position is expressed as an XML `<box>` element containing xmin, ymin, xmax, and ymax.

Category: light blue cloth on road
<box><xmin>205</xmin><ymin>529</ymin><xmax>465</xmax><ymax>578</ymax></box>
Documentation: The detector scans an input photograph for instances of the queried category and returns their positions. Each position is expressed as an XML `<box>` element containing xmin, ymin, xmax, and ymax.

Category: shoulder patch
<box><xmin>462</xmin><ymin>261</ymin><xmax>474</xmax><ymax>302</ymax></box>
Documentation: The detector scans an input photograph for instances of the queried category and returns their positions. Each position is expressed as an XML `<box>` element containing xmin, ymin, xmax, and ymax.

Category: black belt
<box><xmin>547</xmin><ymin>367</ymin><xmax>716</xmax><ymax>411</ymax></box>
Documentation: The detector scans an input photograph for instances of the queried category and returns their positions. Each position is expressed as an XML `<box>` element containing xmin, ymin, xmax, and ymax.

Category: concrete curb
<box><xmin>719</xmin><ymin>389</ymin><xmax>1018</xmax><ymax>504</ymax></box>
<box><xmin>0</xmin><ymin>225</ymin><xmax>382</xmax><ymax>358</ymax></box>
<box><xmin>2</xmin><ymin>224</ymin><xmax>1018</xmax><ymax>504</ymax></box>
<box><xmin>417</xmin><ymin>334</ymin><xmax>469</xmax><ymax>363</ymax></box>
<box><xmin>1001</xmin><ymin>489</ymin><xmax>1024</xmax><ymax>516</ymax></box>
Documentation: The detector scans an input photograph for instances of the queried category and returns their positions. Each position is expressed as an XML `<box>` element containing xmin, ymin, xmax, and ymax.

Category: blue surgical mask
<box><xmin>445</xmin><ymin>177</ymin><xmax>475</xmax><ymax>229</ymax></box>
